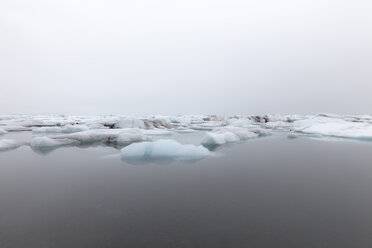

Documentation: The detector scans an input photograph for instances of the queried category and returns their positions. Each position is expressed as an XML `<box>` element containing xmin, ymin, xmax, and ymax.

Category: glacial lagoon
<box><xmin>1</xmin><ymin>114</ymin><xmax>372</xmax><ymax>247</ymax></box>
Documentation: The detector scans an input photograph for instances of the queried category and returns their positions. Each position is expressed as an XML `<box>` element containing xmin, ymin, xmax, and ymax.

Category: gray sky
<box><xmin>1</xmin><ymin>0</ymin><xmax>371</xmax><ymax>115</ymax></box>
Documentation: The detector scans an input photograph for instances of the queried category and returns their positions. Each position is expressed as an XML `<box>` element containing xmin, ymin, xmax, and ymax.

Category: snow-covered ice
<box><xmin>0</xmin><ymin>139</ymin><xmax>21</xmax><ymax>151</ymax></box>
<box><xmin>114</xmin><ymin>117</ymin><xmax>174</xmax><ymax>129</ymax></box>
<box><xmin>1</xmin><ymin>113</ymin><xmax>372</xmax><ymax>160</ymax></box>
<box><xmin>33</xmin><ymin>125</ymin><xmax>89</xmax><ymax>134</ymax></box>
<box><xmin>114</xmin><ymin>118</ymin><xmax>147</xmax><ymax>129</ymax></box>
<box><xmin>121</xmin><ymin>139</ymin><xmax>210</xmax><ymax>161</ymax></box>
<box><xmin>54</xmin><ymin>128</ymin><xmax>150</xmax><ymax>146</ymax></box>
<box><xmin>202</xmin><ymin>126</ymin><xmax>259</xmax><ymax>147</ymax></box>
<box><xmin>294</xmin><ymin>119</ymin><xmax>372</xmax><ymax>140</ymax></box>
<box><xmin>55</xmin><ymin>129</ymin><xmax>128</xmax><ymax>145</ymax></box>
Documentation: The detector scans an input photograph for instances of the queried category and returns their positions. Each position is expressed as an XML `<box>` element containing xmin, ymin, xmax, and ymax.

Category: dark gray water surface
<box><xmin>1</xmin><ymin>137</ymin><xmax>372</xmax><ymax>248</ymax></box>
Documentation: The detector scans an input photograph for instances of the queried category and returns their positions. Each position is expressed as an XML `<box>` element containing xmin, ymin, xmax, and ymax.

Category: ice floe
<box><xmin>54</xmin><ymin>129</ymin><xmax>128</xmax><ymax>145</ymax></box>
<box><xmin>33</xmin><ymin>125</ymin><xmax>89</xmax><ymax>134</ymax></box>
<box><xmin>114</xmin><ymin>117</ymin><xmax>174</xmax><ymax>129</ymax></box>
<box><xmin>202</xmin><ymin>126</ymin><xmax>260</xmax><ymax>147</ymax></box>
<box><xmin>0</xmin><ymin>139</ymin><xmax>21</xmax><ymax>151</ymax></box>
<box><xmin>121</xmin><ymin>139</ymin><xmax>210</xmax><ymax>161</ymax></box>
<box><xmin>294</xmin><ymin>119</ymin><xmax>372</xmax><ymax>140</ymax></box>
<box><xmin>1</xmin><ymin>113</ymin><xmax>372</xmax><ymax>159</ymax></box>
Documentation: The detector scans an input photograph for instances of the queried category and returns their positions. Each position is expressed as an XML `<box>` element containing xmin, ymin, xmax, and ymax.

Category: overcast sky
<box><xmin>0</xmin><ymin>0</ymin><xmax>371</xmax><ymax>115</ymax></box>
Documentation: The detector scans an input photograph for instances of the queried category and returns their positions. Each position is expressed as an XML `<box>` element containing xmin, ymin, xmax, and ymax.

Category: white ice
<box><xmin>33</xmin><ymin>125</ymin><xmax>89</xmax><ymax>134</ymax></box>
<box><xmin>202</xmin><ymin>126</ymin><xmax>259</xmax><ymax>147</ymax></box>
<box><xmin>121</xmin><ymin>139</ymin><xmax>210</xmax><ymax>161</ymax></box>
<box><xmin>114</xmin><ymin>118</ymin><xmax>146</xmax><ymax>129</ymax></box>
<box><xmin>294</xmin><ymin>118</ymin><xmax>372</xmax><ymax>140</ymax></box>
<box><xmin>55</xmin><ymin>129</ymin><xmax>127</xmax><ymax>145</ymax></box>
<box><xmin>2</xmin><ymin>114</ymin><xmax>372</xmax><ymax>157</ymax></box>
<box><xmin>114</xmin><ymin>117</ymin><xmax>174</xmax><ymax>129</ymax></box>
<box><xmin>0</xmin><ymin>139</ymin><xmax>21</xmax><ymax>151</ymax></box>
<box><xmin>55</xmin><ymin>128</ymin><xmax>150</xmax><ymax>146</ymax></box>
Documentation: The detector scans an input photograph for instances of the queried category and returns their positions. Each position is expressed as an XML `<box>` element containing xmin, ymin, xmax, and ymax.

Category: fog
<box><xmin>1</xmin><ymin>0</ymin><xmax>371</xmax><ymax>115</ymax></box>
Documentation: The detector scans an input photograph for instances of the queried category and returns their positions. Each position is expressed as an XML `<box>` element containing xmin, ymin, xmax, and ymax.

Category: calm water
<box><xmin>1</xmin><ymin>136</ymin><xmax>372</xmax><ymax>247</ymax></box>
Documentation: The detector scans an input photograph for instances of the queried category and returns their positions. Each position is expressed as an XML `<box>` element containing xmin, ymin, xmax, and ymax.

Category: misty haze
<box><xmin>1</xmin><ymin>0</ymin><xmax>372</xmax><ymax>247</ymax></box>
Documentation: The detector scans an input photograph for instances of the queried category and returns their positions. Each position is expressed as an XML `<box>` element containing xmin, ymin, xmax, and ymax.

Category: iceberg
<box><xmin>33</xmin><ymin>125</ymin><xmax>89</xmax><ymax>134</ymax></box>
<box><xmin>114</xmin><ymin>118</ymin><xmax>146</xmax><ymax>129</ymax></box>
<box><xmin>202</xmin><ymin>126</ymin><xmax>259</xmax><ymax>147</ymax></box>
<box><xmin>0</xmin><ymin>139</ymin><xmax>21</xmax><ymax>151</ymax></box>
<box><xmin>55</xmin><ymin>128</ymin><xmax>150</xmax><ymax>146</ymax></box>
<box><xmin>294</xmin><ymin>120</ymin><xmax>372</xmax><ymax>140</ymax></box>
<box><xmin>114</xmin><ymin>117</ymin><xmax>174</xmax><ymax>129</ymax></box>
<box><xmin>202</xmin><ymin>132</ymin><xmax>240</xmax><ymax>146</ymax></box>
<box><xmin>55</xmin><ymin>129</ymin><xmax>124</xmax><ymax>145</ymax></box>
<box><xmin>189</xmin><ymin>121</ymin><xmax>228</xmax><ymax>131</ymax></box>
<box><xmin>142</xmin><ymin>118</ymin><xmax>174</xmax><ymax>129</ymax></box>
<box><xmin>121</xmin><ymin>139</ymin><xmax>210</xmax><ymax>161</ymax></box>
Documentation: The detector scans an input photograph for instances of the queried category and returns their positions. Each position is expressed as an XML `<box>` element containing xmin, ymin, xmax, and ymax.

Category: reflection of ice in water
<box><xmin>121</xmin><ymin>139</ymin><xmax>211</xmax><ymax>163</ymax></box>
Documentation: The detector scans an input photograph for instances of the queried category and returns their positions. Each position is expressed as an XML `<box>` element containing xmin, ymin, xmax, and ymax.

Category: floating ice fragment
<box><xmin>202</xmin><ymin>132</ymin><xmax>239</xmax><ymax>146</ymax></box>
<box><xmin>227</xmin><ymin>118</ymin><xmax>254</xmax><ymax>127</ymax></box>
<box><xmin>114</xmin><ymin>117</ymin><xmax>174</xmax><ymax>129</ymax></box>
<box><xmin>201</xmin><ymin>126</ymin><xmax>259</xmax><ymax>147</ymax></box>
<box><xmin>55</xmin><ymin>128</ymin><xmax>150</xmax><ymax>146</ymax></box>
<box><xmin>114</xmin><ymin>118</ymin><xmax>146</xmax><ymax>129</ymax></box>
<box><xmin>295</xmin><ymin>120</ymin><xmax>372</xmax><ymax>140</ymax></box>
<box><xmin>0</xmin><ymin>139</ymin><xmax>21</xmax><ymax>151</ymax></box>
<box><xmin>121</xmin><ymin>139</ymin><xmax>210</xmax><ymax>161</ymax></box>
<box><xmin>264</xmin><ymin>121</ymin><xmax>293</xmax><ymax>130</ymax></box>
<box><xmin>3</xmin><ymin>114</ymin><xmax>372</xmax><ymax>156</ymax></box>
<box><xmin>55</xmin><ymin>129</ymin><xmax>125</xmax><ymax>145</ymax></box>
<box><xmin>33</xmin><ymin>125</ymin><xmax>89</xmax><ymax>134</ymax></box>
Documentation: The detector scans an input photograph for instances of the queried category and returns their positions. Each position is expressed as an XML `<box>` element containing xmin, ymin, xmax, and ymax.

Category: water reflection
<box><xmin>1</xmin><ymin>137</ymin><xmax>372</xmax><ymax>247</ymax></box>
